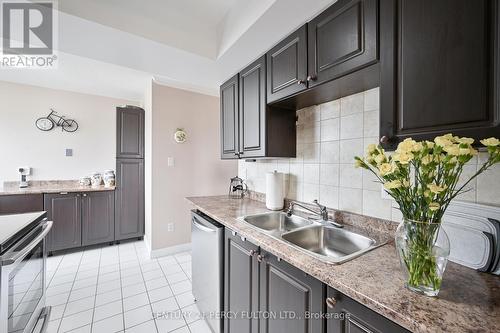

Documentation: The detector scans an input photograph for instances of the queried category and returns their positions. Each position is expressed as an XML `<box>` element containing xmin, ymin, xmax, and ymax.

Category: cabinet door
<box><xmin>259</xmin><ymin>250</ymin><xmax>324</xmax><ymax>333</ymax></box>
<box><xmin>117</xmin><ymin>106</ymin><xmax>145</xmax><ymax>158</ymax></box>
<box><xmin>224</xmin><ymin>231</ymin><xmax>259</xmax><ymax>333</ymax></box>
<box><xmin>0</xmin><ymin>194</ymin><xmax>43</xmax><ymax>215</ymax></box>
<box><xmin>239</xmin><ymin>56</ymin><xmax>266</xmax><ymax>158</ymax></box>
<box><xmin>326</xmin><ymin>287</ymin><xmax>410</xmax><ymax>333</ymax></box>
<box><xmin>267</xmin><ymin>25</ymin><xmax>308</xmax><ymax>103</ymax></box>
<box><xmin>82</xmin><ymin>191</ymin><xmax>115</xmax><ymax>246</ymax></box>
<box><xmin>115</xmin><ymin>159</ymin><xmax>144</xmax><ymax>240</ymax></box>
<box><xmin>221</xmin><ymin>74</ymin><xmax>240</xmax><ymax>159</ymax></box>
<box><xmin>44</xmin><ymin>193</ymin><xmax>81</xmax><ymax>252</ymax></box>
<box><xmin>380</xmin><ymin>0</ymin><xmax>500</xmax><ymax>149</ymax></box>
<box><xmin>308</xmin><ymin>0</ymin><xmax>378</xmax><ymax>87</ymax></box>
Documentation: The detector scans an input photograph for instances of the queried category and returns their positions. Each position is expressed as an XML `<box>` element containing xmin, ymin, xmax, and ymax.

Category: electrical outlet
<box><xmin>65</xmin><ymin>148</ymin><xmax>73</xmax><ymax>157</ymax></box>
<box><xmin>167</xmin><ymin>223</ymin><xmax>174</xmax><ymax>232</ymax></box>
<box><xmin>167</xmin><ymin>157</ymin><xmax>175</xmax><ymax>167</ymax></box>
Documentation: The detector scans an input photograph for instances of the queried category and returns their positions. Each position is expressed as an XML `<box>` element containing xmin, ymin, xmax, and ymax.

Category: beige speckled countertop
<box><xmin>186</xmin><ymin>195</ymin><xmax>500</xmax><ymax>333</ymax></box>
<box><xmin>0</xmin><ymin>180</ymin><xmax>115</xmax><ymax>195</ymax></box>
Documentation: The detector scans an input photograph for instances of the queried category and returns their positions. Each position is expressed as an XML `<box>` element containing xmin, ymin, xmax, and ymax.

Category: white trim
<box><xmin>152</xmin><ymin>76</ymin><xmax>219</xmax><ymax>97</ymax></box>
<box><xmin>149</xmin><ymin>242</ymin><xmax>192</xmax><ymax>259</ymax></box>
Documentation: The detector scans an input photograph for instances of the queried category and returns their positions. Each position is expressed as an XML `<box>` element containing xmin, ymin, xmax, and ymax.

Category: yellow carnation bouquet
<box><xmin>354</xmin><ymin>134</ymin><xmax>500</xmax><ymax>296</ymax></box>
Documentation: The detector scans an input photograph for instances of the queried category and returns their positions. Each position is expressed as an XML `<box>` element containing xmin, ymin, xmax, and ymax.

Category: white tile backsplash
<box><xmin>239</xmin><ymin>87</ymin><xmax>500</xmax><ymax>221</ymax></box>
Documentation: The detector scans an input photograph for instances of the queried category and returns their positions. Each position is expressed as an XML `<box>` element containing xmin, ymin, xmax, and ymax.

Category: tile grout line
<box><xmin>132</xmin><ymin>242</ymin><xmax>160</xmax><ymax>333</ymax></box>
<box><xmin>118</xmin><ymin>244</ymin><xmax>128</xmax><ymax>333</ymax></box>
<box><xmin>158</xmin><ymin>253</ymin><xmax>192</xmax><ymax>332</ymax></box>
<box><xmin>88</xmin><ymin>247</ymin><xmax>102</xmax><ymax>333</ymax></box>
<box><xmin>56</xmin><ymin>251</ymin><xmax>84</xmax><ymax>333</ymax></box>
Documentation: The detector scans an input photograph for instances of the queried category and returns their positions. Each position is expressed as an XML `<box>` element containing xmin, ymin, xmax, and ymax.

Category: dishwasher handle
<box><xmin>191</xmin><ymin>212</ymin><xmax>220</xmax><ymax>233</ymax></box>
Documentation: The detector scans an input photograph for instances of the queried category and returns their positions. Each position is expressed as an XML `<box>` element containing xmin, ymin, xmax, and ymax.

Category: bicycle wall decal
<box><xmin>35</xmin><ymin>109</ymin><xmax>79</xmax><ymax>133</ymax></box>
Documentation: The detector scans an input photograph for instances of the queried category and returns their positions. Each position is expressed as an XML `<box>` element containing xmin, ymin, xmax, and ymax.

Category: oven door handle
<box><xmin>1</xmin><ymin>220</ymin><xmax>53</xmax><ymax>266</ymax></box>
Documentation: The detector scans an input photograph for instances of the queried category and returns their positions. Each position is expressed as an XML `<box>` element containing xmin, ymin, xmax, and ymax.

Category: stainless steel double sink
<box><xmin>240</xmin><ymin>211</ymin><xmax>384</xmax><ymax>264</ymax></box>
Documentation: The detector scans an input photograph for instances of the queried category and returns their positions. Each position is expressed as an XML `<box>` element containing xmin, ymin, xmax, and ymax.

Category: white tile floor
<box><xmin>45</xmin><ymin>241</ymin><xmax>210</xmax><ymax>333</ymax></box>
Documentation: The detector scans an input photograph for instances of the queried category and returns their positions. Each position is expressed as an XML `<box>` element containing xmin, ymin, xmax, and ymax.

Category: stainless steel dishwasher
<box><xmin>191</xmin><ymin>210</ymin><xmax>224</xmax><ymax>333</ymax></box>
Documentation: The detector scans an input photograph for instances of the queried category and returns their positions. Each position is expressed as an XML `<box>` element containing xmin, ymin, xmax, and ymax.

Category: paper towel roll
<box><xmin>266</xmin><ymin>171</ymin><xmax>284</xmax><ymax>210</ymax></box>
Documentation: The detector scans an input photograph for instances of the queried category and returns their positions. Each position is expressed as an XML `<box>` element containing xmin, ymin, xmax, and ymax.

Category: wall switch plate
<box><xmin>167</xmin><ymin>223</ymin><xmax>174</xmax><ymax>232</ymax></box>
<box><xmin>167</xmin><ymin>157</ymin><xmax>175</xmax><ymax>167</ymax></box>
<box><xmin>65</xmin><ymin>148</ymin><xmax>73</xmax><ymax>157</ymax></box>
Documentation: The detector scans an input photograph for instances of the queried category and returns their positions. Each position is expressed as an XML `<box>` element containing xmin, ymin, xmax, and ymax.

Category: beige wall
<box><xmin>239</xmin><ymin>88</ymin><xmax>500</xmax><ymax>222</ymax></box>
<box><xmin>148</xmin><ymin>82</ymin><xmax>237</xmax><ymax>251</ymax></box>
<box><xmin>0</xmin><ymin>81</ymin><xmax>137</xmax><ymax>184</ymax></box>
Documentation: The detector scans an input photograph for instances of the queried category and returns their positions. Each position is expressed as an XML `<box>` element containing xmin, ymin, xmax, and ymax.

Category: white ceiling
<box><xmin>58</xmin><ymin>0</ymin><xmax>240</xmax><ymax>59</ymax></box>
<box><xmin>1</xmin><ymin>0</ymin><xmax>336</xmax><ymax>102</ymax></box>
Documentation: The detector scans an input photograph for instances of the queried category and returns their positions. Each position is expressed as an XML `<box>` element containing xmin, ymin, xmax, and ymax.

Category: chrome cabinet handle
<box><xmin>297</xmin><ymin>79</ymin><xmax>307</xmax><ymax>85</ymax></box>
<box><xmin>82</xmin><ymin>193</ymin><xmax>87</xmax><ymax>197</ymax></box>
<box><xmin>326</xmin><ymin>297</ymin><xmax>337</xmax><ymax>308</ymax></box>
<box><xmin>249</xmin><ymin>250</ymin><xmax>257</xmax><ymax>256</ymax></box>
<box><xmin>380</xmin><ymin>136</ymin><xmax>389</xmax><ymax>144</ymax></box>
<box><xmin>307</xmin><ymin>75</ymin><xmax>317</xmax><ymax>82</ymax></box>
<box><xmin>257</xmin><ymin>254</ymin><xmax>266</xmax><ymax>263</ymax></box>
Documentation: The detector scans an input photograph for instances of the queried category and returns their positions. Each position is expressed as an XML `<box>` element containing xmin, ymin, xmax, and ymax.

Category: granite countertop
<box><xmin>0</xmin><ymin>180</ymin><xmax>115</xmax><ymax>195</ymax></box>
<box><xmin>186</xmin><ymin>195</ymin><xmax>500</xmax><ymax>333</ymax></box>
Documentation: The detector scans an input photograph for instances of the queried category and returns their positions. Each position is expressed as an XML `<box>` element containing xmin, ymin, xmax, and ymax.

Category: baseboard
<box><xmin>149</xmin><ymin>242</ymin><xmax>191</xmax><ymax>259</ymax></box>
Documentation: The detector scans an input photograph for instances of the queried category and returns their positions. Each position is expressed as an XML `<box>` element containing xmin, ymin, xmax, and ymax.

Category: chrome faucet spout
<box><xmin>287</xmin><ymin>200</ymin><xmax>343</xmax><ymax>228</ymax></box>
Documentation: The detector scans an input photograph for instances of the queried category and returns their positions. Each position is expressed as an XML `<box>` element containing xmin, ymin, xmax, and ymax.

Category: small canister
<box><xmin>103</xmin><ymin>170</ymin><xmax>115</xmax><ymax>187</ymax></box>
<box><xmin>91</xmin><ymin>172</ymin><xmax>102</xmax><ymax>187</ymax></box>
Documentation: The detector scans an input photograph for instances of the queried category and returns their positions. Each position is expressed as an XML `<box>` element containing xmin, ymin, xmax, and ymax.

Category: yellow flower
<box><xmin>428</xmin><ymin>183</ymin><xmax>447</xmax><ymax>194</ymax></box>
<box><xmin>397</xmin><ymin>138</ymin><xmax>418</xmax><ymax>153</ymax></box>
<box><xmin>481</xmin><ymin>137</ymin><xmax>500</xmax><ymax>147</ymax></box>
<box><xmin>354</xmin><ymin>159</ymin><xmax>363</xmax><ymax>168</ymax></box>
<box><xmin>421</xmin><ymin>155</ymin><xmax>433</xmax><ymax>165</ymax></box>
<box><xmin>384</xmin><ymin>180</ymin><xmax>402</xmax><ymax>190</ymax></box>
<box><xmin>429</xmin><ymin>202</ymin><xmax>440</xmax><ymax>211</ymax></box>
<box><xmin>443</xmin><ymin>144</ymin><xmax>460</xmax><ymax>156</ymax></box>
<box><xmin>367</xmin><ymin>144</ymin><xmax>377</xmax><ymax>154</ymax></box>
<box><xmin>402</xmin><ymin>179</ymin><xmax>411</xmax><ymax>187</ymax></box>
<box><xmin>448</xmin><ymin>157</ymin><xmax>458</xmax><ymax>165</ymax></box>
<box><xmin>379</xmin><ymin>163</ymin><xmax>396</xmax><ymax>176</ymax></box>
<box><xmin>366</xmin><ymin>155</ymin><xmax>374</xmax><ymax>163</ymax></box>
<box><xmin>457</xmin><ymin>137</ymin><xmax>474</xmax><ymax>145</ymax></box>
<box><xmin>393</xmin><ymin>152</ymin><xmax>413</xmax><ymax>164</ymax></box>
<box><xmin>434</xmin><ymin>136</ymin><xmax>453</xmax><ymax>148</ymax></box>
<box><xmin>425</xmin><ymin>141</ymin><xmax>435</xmax><ymax>149</ymax></box>
<box><xmin>374</xmin><ymin>154</ymin><xmax>386</xmax><ymax>165</ymax></box>
<box><xmin>412</xmin><ymin>142</ymin><xmax>424</xmax><ymax>152</ymax></box>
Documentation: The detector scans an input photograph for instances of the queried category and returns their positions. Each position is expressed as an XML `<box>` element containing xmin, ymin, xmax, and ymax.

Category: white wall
<box><xmin>148</xmin><ymin>82</ymin><xmax>237</xmax><ymax>251</ymax></box>
<box><xmin>239</xmin><ymin>88</ymin><xmax>500</xmax><ymax>222</ymax></box>
<box><xmin>0</xmin><ymin>81</ymin><xmax>138</xmax><ymax>184</ymax></box>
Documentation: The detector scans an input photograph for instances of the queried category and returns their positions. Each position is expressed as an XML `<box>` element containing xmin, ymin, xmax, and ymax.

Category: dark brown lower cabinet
<box><xmin>44</xmin><ymin>193</ymin><xmax>82</xmax><ymax>252</ymax></box>
<box><xmin>224</xmin><ymin>228</ymin><xmax>410</xmax><ymax>333</ymax></box>
<box><xmin>326</xmin><ymin>287</ymin><xmax>410</xmax><ymax>333</ymax></box>
<box><xmin>224</xmin><ymin>231</ymin><xmax>260</xmax><ymax>333</ymax></box>
<box><xmin>0</xmin><ymin>194</ymin><xmax>43</xmax><ymax>215</ymax></box>
<box><xmin>115</xmin><ymin>158</ymin><xmax>144</xmax><ymax>241</ymax></box>
<box><xmin>82</xmin><ymin>191</ymin><xmax>115</xmax><ymax>246</ymax></box>
<box><xmin>259</xmin><ymin>249</ymin><xmax>324</xmax><ymax>333</ymax></box>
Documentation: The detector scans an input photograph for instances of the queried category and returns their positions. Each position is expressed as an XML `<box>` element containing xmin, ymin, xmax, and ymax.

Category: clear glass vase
<box><xmin>395</xmin><ymin>219</ymin><xmax>450</xmax><ymax>297</ymax></box>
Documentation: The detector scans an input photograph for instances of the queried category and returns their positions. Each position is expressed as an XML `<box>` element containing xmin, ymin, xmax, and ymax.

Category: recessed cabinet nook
<box><xmin>220</xmin><ymin>0</ymin><xmax>500</xmax><ymax>159</ymax></box>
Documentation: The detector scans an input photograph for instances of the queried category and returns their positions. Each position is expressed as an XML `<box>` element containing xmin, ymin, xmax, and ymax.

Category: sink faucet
<box><xmin>286</xmin><ymin>200</ymin><xmax>343</xmax><ymax>228</ymax></box>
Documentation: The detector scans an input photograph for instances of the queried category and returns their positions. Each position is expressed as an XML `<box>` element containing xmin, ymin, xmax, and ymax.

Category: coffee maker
<box><xmin>228</xmin><ymin>176</ymin><xmax>248</xmax><ymax>199</ymax></box>
<box><xmin>18</xmin><ymin>167</ymin><xmax>31</xmax><ymax>188</ymax></box>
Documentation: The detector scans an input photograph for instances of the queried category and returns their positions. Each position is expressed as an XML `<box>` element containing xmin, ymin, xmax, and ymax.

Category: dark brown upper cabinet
<box><xmin>308</xmin><ymin>0</ymin><xmax>378</xmax><ymax>88</ymax></box>
<box><xmin>220</xmin><ymin>74</ymin><xmax>240</xmax><ymax>159</ymax></box>
<box><xmin>44</xmin><ymin>193</ymin><xmax>82</xmax><ymax>252</ymax></box>
<box><xmin>266</xmin><ymin>25</ymin><xmax>308</xmax><ymax>103</ymax></box>
<box><xmin>82</xmin><ymin>191</ymin><xmax>115</xmax><ymax>246</ymax></box>
<box><xmin>117</xmin><ymin>106</ymin><xmax>145</xmax><ymax>158</ymax></box>
<box><xmin>221</xmin><ymin>63</ymin><xmax>296</xmax><ymax>160</ymax></box>
<box><xmin>380</xmin><ymin>0</ymin><xmax>500</xmax><ymax>149</ymax></box>
<box><xmin>239</xmin><ymin>56</ymin><xmax>266</xmax><ymax>158</ymax></box>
